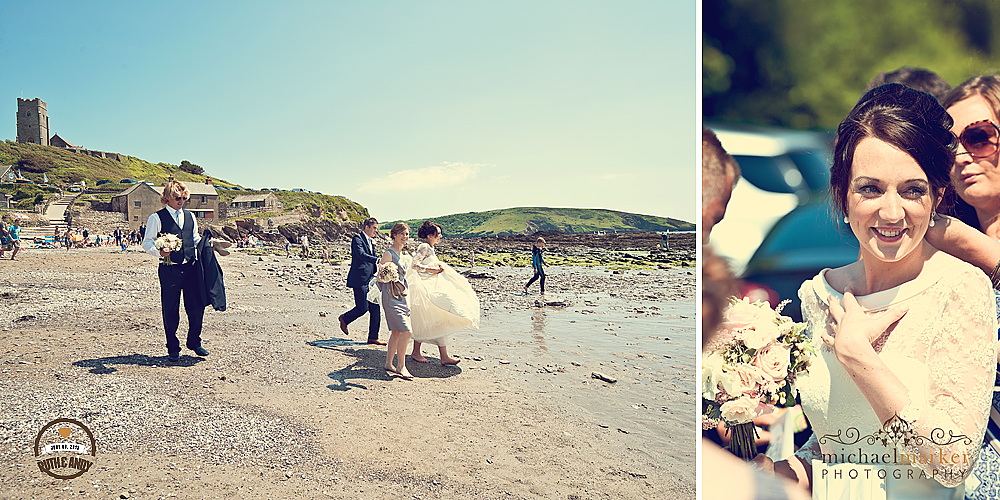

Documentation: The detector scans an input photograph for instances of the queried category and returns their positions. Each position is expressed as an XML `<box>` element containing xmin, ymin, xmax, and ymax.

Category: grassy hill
<box><xmin>381</xmin><ymin>207</ymin><xmax>693</xmax><ymax>237</ymax></box>
<box><xmin>0</xmin><ymin>141</ymin><xmax>369</xmax><ymax>221</ymax></box>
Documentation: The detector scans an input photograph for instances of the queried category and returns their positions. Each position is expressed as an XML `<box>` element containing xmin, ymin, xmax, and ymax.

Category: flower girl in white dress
<box><xmin>407</xmin><ymin>221</ymin><xmax>480</xmax><ymax>365</ymax></box>
<box><xmin>771</xmin><ymin>84</ymin><xmax>997</xmax><ymax>499</ymax></box>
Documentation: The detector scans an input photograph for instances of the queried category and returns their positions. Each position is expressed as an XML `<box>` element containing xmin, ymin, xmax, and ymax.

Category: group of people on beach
<box><xmin>0</xmin><ymin>213</ymin><xmax>22</xmax><ymax>260</ymax></box>
<box><xmin>338</xmin><ymin>218</ymin><xmax>481</xmax><ymax>379</ymax></box>
<box><xmin>703</xmin><ymin>68</ymin><xmax>1000</xmax><ymax>499</ymax></box>
<box><xmin>137</xmin><ymin>182</ymin><xmax>486</xmax><ymax>378</ymax></box>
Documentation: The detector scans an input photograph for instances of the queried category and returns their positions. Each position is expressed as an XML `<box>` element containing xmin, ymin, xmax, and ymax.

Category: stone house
<box><xmin>230</xmin><ymin>193</ymin><xmax>281</xmax><ymax>212</ymax></box>
<box><xmin>182</xmin><ymin>181</ymin><xmax>219</xmax><ymax>220</ymax></box>
<box><xmin>110</xmin><ymin>179</ymin><xmax>219</xmax><ymax>230</ymax></box>
<box><xmin>110</xmin><ymin>183</ymin><xmax>163</xmax><ymax>230</ymax></box>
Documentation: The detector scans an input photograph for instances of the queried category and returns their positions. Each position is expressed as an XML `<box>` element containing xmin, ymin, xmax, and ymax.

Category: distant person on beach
<box><xmin>300</xmin><ymin>234</ymin><xmax>310</xmax><ymax>259</ymax></box>
<box><xmin>378</xmin><ymin>223</ymin><xmax>414</xmax><ymax>378</ymax></box>
<box><xmin>285</xmin><ymin>241</ymin><xmax>291</xmax><ymax>258</ymax></box>
<box><xmin>523</xmin><ymin>237</ymin><xmax>548</xmax><ymax>295</ymax></box>
<box><xmin>0</xmin><ymin>214</ymin><xmax>11</xmax><ymax>259</ymax></box>
<box><xmin>339</xmin><ymin>218</ymin><xmax>385</xmax><ymax>345</ymax></box>
<box><xmin>141</xmin><ymin>180</ymin><xmax>209</xmax><ymax>361</ymax></box>
<box><xmin>8</xmin><ymin>218</ymin><xmax>21</xmax><ymax>260</ymax></box>
<box><xmin>321</xmin><ymin>245</ymin><xmax>330</xmax><ymax>264</ymax></box>
<box><xmin>408</xmin><ymin>221</ymin><xmax>480</xmax><ymax>366</ymax></box>
<box><xmin>469</xmin><ymin>250</ymin><xmax>475</xmax><ymax>268</ymax></box>
<box><xmin>65</xmin><ymin>228</ymin><xmax>73</xmax><ymax>251</ymax></box>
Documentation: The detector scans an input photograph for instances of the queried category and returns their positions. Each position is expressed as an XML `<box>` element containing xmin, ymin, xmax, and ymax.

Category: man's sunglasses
<box><xmin>957</xmin><ymin>120</ymin><xmax>1000</xmax><ymax>159</ymax></box>
<box><xmin>174</xmin><ymin>196</ymin><xmax>188</xmax><ymax>201</ymax></box>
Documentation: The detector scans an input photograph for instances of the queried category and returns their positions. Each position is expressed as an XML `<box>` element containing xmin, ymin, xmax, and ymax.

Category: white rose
<box><xmin>741</xmin><ymin>320</ymin><xmax>779</xmax><ymax>350</ymax></box>
<box><xmin>702</xmin><ymin>352</ymin><xmax>726</xmax><ymax>400</ymax></box>
<box><xmin>720</xmin><ymin>396</ymin><xmax>759</xmax><ymax>425</ymax></box>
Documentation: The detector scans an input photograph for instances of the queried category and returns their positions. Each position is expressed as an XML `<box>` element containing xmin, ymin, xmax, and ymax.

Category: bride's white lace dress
<box><xmin>405</xmin><ymin>243</ymin><xmax>480</xmax><ymax>345</ymax></box>
<box><xmin>795</xmin><ymin>254</ymin><xmax>997</xmax><ymax>500</ymax></box>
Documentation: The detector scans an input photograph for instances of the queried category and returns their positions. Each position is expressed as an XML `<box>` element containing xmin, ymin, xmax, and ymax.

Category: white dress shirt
<box><xmin>142</xmin><ymin>205</ymin><xmax>201</xmax><ymax>263</ymax></box>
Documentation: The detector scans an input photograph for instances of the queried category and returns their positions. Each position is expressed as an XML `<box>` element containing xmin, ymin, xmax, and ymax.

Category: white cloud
<box><xmin>357</xmin><ymin>162</ymin><xmax>487</xmax><ymax>193</ymax></box>
<box><xmin>490</xmin><ymin>175</ymin><xmax>510</xmax><ymax>182</ymax></box>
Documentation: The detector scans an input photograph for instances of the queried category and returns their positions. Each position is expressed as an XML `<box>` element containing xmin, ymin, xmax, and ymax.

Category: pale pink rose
<box><xmin>754</xmin><ymin>343</ymin><xmax>791</xmax><ymax>382</ymax></box>
<box><xmin>724</xmin><ymin>298</ymin><xmax>763</xmax><ymax>329</ymax></box>
<box><xmin>734</xmin><ymin>364</ymin><xmax>768</xmax><ymax>394</ymax></box>
<box><xmin>741</xmin><ymin>320</ymin><xmax>779</xmax><ymax>350</ymax></box>
<box><xmin>720</xmin><ymin>396</ymin><xmax>759</xmax><ymax>424</ymax></box>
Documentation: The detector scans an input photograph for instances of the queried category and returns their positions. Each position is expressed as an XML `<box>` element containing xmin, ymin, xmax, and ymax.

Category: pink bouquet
<box><xmin>376</xmin><ymin>261</ymin><xmax>399</xmax><ymax>283</ymax></box>
<box><xmin>702</xmin><ymin>297</ymin><xmax>813</xmax><ymax>460</ymax></box>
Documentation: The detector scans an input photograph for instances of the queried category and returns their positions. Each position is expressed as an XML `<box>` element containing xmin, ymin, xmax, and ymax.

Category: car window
<box><xmin>754</xmin><ymin>199</ymin><xmax>857</xmax><ymax>255</ymax></box>
<box><xmin>732</xmin><ymin>155</ymin><xmax>801</xmax><ymax>194</ymax></box>
<box><xmin>787</xmin><ymin>150</ymin><xmax>831</xmax><ymax>192</ymax></box>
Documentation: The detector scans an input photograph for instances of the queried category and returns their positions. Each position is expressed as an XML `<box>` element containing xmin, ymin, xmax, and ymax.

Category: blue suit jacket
<box><xmin>346</xmin><ymin>232</ymin><xmax>379</xmax><ymax>288</ymax></box>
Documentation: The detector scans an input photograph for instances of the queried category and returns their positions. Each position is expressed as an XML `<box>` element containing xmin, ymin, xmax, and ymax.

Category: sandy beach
<box><xmin>0</xmin><ymin>246</ymin><xmax>695</xmax><ymax>500</ymax></box>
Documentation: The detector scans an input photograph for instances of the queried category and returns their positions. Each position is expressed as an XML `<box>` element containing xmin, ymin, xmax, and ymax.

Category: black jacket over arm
<box><xmin>196</xmin><ymin>230</ymin><xmax>226</xmax><ymax>311</ymax></box>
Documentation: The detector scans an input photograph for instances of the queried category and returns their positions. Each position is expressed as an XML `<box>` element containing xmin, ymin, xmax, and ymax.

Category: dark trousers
<box><xmin>343</xmin><ymin>284</ymin><xmax>380</xmax><ymax>340</ymax></box>
<box><xmin>158</xmin><ymin>262</ymin><xmax>205</xmax><ymax>354</ymax></box>
<box><xmin>526</xmin><ymin>269</ymin><xmax>545</xmax><ymax>293</ymax></box>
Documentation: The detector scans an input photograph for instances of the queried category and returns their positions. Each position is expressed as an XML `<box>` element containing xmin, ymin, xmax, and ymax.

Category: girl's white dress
<box><xmin>795</xmin><ymin>254</ymin><xmax>996</xmax><ymax>500</ymax></box>
<box><xmin>404</xmin><ymin>242</ymin><xmax>480</xmax><ymax>345</ymax></box>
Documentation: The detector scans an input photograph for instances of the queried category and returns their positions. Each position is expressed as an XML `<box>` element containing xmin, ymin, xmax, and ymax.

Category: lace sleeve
<box><xmin>893</xmin><ymin>265</ymin><xmax>997</xmax><ymax>487</ymax></box>
<box><xmin>411</xmin><ymin>243</ymin><xmax>439</xmax><ymax>273</ymax></box>
<box><xmin>793</xmin><ymin>431</ymin><xmax>822</xmax><ymax>465</ymax></box>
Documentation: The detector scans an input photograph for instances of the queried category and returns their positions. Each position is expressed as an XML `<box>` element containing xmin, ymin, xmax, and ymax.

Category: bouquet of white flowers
<box><xmin>154</xmin><ymin>234</ymin><xmax>182</xmax><ymax>265</ymax></box>
<box><xmin>376</xmin><ymin>261</ymin><xmax>399</xmax><ymax>283</ymax></box>
<box><xmin>702</xmin><ymin>297</ymin><xmax>814</xmax><ymax>460</ymax></box>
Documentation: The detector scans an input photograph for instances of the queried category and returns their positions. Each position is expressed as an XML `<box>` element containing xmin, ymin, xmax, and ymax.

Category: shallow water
<box><xmin>457</xmin><ymin>294</ymin><xmax>696</xmax><ymax>457</ymax></box>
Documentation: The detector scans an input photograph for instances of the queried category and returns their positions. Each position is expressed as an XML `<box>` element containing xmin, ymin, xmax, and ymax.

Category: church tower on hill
<box><xmin>16</xmin><ymin>97</ymin><xmax>49</xmax><ymax>146</ymax></box>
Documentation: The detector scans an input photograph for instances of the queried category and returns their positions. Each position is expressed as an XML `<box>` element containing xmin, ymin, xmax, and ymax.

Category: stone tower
<box><xmin>16</xmin><ymin>97</ymin><xmax>49</xmax><ymax>146</ymax></box>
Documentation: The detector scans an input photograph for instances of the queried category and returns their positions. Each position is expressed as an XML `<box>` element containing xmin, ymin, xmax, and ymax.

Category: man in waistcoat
<box><xmin>141</xmin><ymin>181</ymin><xmax>209</xmax><ymax>361</ymax></box>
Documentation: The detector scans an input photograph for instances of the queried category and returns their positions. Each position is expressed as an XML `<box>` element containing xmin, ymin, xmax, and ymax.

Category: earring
<box><xmin>844</xmin><ymin>215</ymin><xmax>850</xmax><ymax>224</ymax></box>
<box><xmin>929</xmin><ymin>211</ymin><xmax>937</xmax><ymax>227</ymax></box>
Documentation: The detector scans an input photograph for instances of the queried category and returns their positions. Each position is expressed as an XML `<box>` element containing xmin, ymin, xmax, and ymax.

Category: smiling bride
<box><xmin>767</xmin><ymin>83</ymin><xmax>997</xmax><ymax>500</ymax></box>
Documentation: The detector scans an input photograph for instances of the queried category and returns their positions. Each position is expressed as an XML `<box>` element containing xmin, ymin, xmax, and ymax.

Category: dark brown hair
<box><xmin>417</xmin><ymin>220</ymin><xmax>441</xmax><ymax>239</ymax></box>
<box><xmin>831</xmin><ymin>83</ymin><xmax>956</xmax><ymax>218</ymax></box>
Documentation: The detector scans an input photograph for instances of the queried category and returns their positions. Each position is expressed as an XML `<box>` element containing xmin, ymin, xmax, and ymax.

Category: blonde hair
<box><xmin>536</xmin><ymin>237</ymin><xmax>545</xmax><ymax>244</ymax></box>
<box><xmin>161</xmin><ymin>181</ymin><xmax>190</xmax><ymax>205</ymax></box>
<box><xmin>390</xmin><ymin>222</ymin><xmax>410</xmax><ymax>240</ymax></box>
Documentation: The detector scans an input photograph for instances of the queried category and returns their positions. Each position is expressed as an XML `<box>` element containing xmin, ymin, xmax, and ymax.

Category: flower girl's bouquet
<box><xmin>154</xmin><ymin>234</ymin><xmax>182</xmax><ymax>265</ymax></box>
<box><xmin>702</xmin><ymin>297</ymin><xmax>814</xmax><ymax>460</ymax></box>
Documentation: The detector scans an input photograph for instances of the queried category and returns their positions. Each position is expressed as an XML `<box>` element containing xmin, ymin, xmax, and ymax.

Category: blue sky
<box><xmin>1</xmin><ymin>1</ymin><xmax>693</xmax><ymax>223</ymax></box>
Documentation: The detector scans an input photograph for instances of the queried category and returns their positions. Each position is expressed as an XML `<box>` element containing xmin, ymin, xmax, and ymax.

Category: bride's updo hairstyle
<box><xmin>830</xmin><ymin>83</ymin><xmax>957</xmax><ymax>220</ymax></box>
<box><xmin>417</xmin><ymin>221</ymin><xmax>442</xmax><ymax>239</ymax></box>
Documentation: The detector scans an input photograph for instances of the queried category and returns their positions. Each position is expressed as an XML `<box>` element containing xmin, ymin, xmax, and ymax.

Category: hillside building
<box><xmin>14</xmin><ymin>98</ymin><xmax>121</xmax><ymax>161</ymax></box>
<box><xmin>230</xmin><ymin>193</ymin><xmax>281</xmax><ymax>212</ymax></box>
<box><xmin>16</xmin><ymin>98</ymin><xmax>49</xmax><ymax>146</ymax></box>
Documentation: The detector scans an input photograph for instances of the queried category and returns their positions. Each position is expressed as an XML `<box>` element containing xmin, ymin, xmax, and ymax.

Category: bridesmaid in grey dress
<box><xmin>379</xmin><ymin>222</ymin><xmax>414</xmax><ymax>379</ymax></box>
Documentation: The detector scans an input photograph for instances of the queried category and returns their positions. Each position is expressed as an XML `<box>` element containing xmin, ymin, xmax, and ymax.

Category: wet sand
<box><xmin>0</xmin><ymin>247</ymin><xmax>695</xmax><ymax>499</ymax></box>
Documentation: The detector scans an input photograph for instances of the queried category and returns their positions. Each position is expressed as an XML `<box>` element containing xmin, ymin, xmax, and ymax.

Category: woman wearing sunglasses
<box><xmin>925</xmin><ymin>77</ymin><xmax>1000</xmax><ymax>304</ymax></box>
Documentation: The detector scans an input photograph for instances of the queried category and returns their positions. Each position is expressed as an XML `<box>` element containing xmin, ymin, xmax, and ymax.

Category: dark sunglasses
<box><xmin>957</xmin><ymin>119</ymin><xmax>1000</xmax><ymax>159</ymax></box>
<box><xmin>174</xmin><ymin>196</ymin><xmax>188</xmax><ymax>201</ymax></box>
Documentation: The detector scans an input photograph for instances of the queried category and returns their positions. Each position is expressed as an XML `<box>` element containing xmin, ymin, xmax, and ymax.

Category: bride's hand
<box><xmin>823</xmin><ymin>286</ymin><xmax>907</xmax><ymax>358</ymax></box>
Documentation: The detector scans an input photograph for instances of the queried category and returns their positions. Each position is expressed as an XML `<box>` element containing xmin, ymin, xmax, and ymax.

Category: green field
<box><xmin>381</xmin><ymin>207</ymin><xmax>693</xmax><ymax>237</ymax></box>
